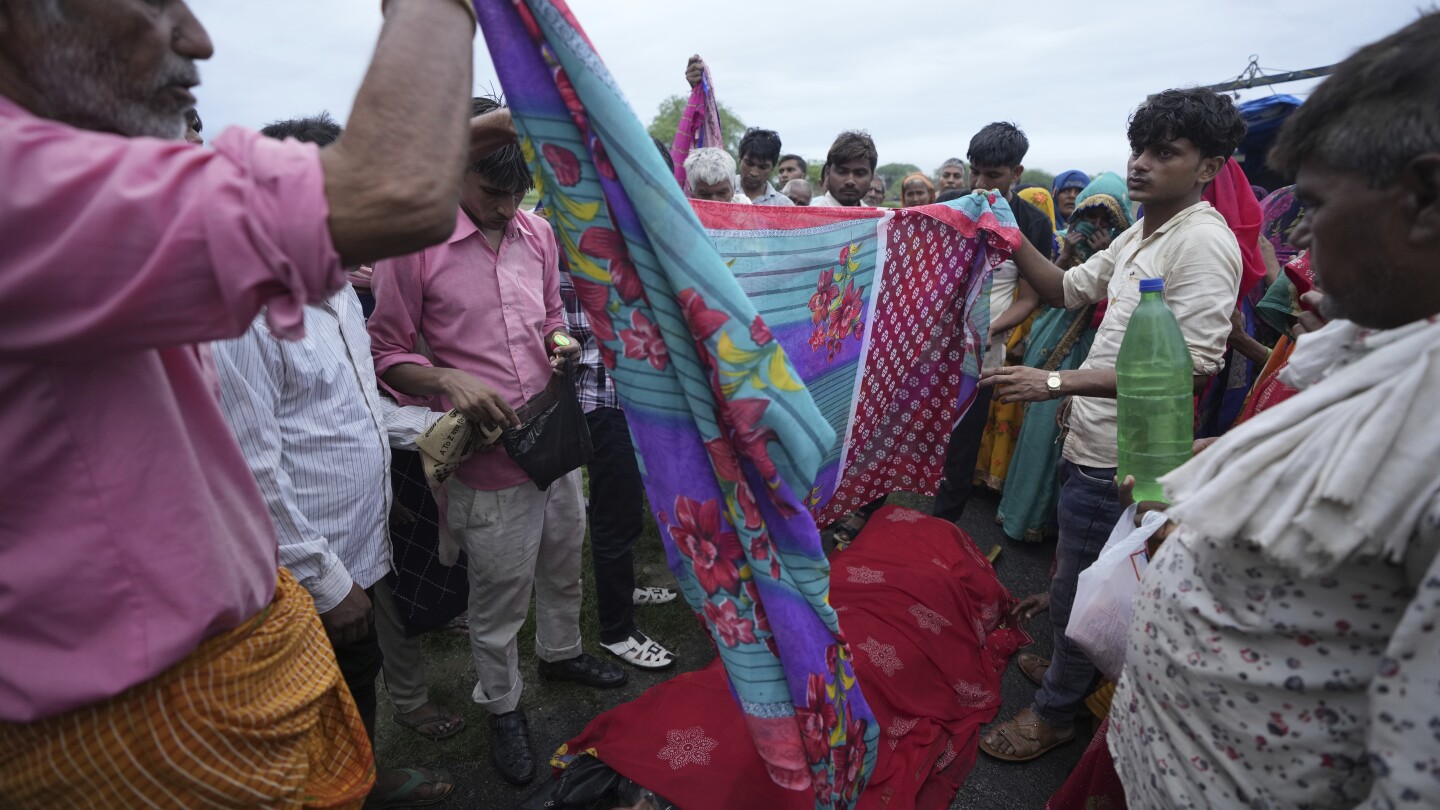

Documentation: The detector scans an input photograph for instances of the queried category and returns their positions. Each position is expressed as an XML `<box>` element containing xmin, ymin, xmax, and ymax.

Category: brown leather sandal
<box><xmin>1017</xmin><ymin>652</ymin><xmax>1051</xmax><ymax>686</ymax></box>
<box><xmin>979</xmin><ymin>708</ymin><xmax>1075</xmax><ymax>762</ymax></box>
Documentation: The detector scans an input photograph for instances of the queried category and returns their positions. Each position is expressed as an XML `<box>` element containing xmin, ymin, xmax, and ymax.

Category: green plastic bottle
<box><xmin>1116</xmin><ymin>277</ymin><xmax>1194</xmax><ymax>503</ymax></box>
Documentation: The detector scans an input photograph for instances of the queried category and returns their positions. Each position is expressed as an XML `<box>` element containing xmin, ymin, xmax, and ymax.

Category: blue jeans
<box><xmin>1031</xmin><ymin>459</ymin><xmax>1121</xmax><ymax>729</ymax></box>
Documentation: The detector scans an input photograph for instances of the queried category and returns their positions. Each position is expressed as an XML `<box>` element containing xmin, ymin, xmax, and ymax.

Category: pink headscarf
<box><xmin>1202</xmin><ymin>158</ymin><xmax>1265</xmax><ymax>300</ymax></box>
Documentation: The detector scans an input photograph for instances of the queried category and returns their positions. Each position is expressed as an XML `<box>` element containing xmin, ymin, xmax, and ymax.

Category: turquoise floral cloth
<box><xmin>476</xmin><ymin>2</ymin><xmax>1018</xmax><ymax>804</ymax></box>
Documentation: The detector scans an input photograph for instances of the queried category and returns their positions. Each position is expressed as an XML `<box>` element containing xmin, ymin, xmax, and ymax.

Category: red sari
<box><xmin>552</xmin><ymin>506</ymin><xmax>1030</xmax><ymax>809</ymax></box>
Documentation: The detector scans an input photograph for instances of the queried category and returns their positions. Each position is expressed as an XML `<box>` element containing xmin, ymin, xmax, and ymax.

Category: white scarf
<box><xmin>1162</xmin><ymin>315</ymin><xmax>1440</xmax><ymax>577</ymax></box>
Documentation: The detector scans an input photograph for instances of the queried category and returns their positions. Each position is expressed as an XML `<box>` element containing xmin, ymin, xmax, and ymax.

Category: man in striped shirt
<box><xmin>212</xmin><ymin>114</ymin><xmax>462</xmax><ymax>807</ymax></box>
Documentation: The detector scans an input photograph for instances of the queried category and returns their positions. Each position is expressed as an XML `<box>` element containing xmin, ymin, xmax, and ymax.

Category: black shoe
<box><xmin>538</xmin><ymin>652</ymin><xmax>629</xmax><ymax>689</ymax></box>
<box><xmin>489</xmin><ymin>709</ymin><xmax>536</xmax><ymax>785</ymax></box>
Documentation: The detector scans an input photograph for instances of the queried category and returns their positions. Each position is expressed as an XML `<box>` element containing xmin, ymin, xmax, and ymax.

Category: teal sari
<box><xmin>997</xmin><ymin>173</ymin><xmax>1133</xmax><ymax>541</ymax></box>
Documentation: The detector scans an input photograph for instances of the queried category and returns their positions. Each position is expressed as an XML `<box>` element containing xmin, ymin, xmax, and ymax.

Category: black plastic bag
<box><xmin>502</xmin><ymin>362</ymin><xmax>593</xmax><ymax>490</ymax></box>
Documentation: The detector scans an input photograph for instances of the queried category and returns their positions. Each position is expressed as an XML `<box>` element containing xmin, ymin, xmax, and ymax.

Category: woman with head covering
<box><xmin>1235</xmin><ymin>187</ymin><xmax>1310</xmax><ymax>424</ymax></box>
<box><xmin>1195</xmin><ymin>158</ymin><xmax>1270</xmax><ymax>437</ymax></box>
<box><xmin>1050</xmin><ymin>169</ymin><xmax>1090</xmax><ymax>229</ymax></box>
<box><xmin>997</xmin><ymin>172</ymin><xmax>1132</xmax><ymax>543</ymax></box>
<box><xmin>899</xmin><ymin>171</ymin><xmax>936</xmax><ymax>207</ymax></box>
<box><xmin>970</xmin><ymin>184</ymin><xmax>1060</xmax><ymax>494</ymax></box>
<box><xmin>1017</xmin><ymin>186</ymin><xmax>1060</xmax><ymax>260</ymax></box>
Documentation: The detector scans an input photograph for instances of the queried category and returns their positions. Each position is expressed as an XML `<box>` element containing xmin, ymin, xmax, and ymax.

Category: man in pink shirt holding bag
<box><xmin>369</xmin><ymin>95</ymin><xmax>629</xmax><ymax>788</ymax></box>
<box><xmin>0</xmin><ymin>0</ymin><xmax>512</xmax><ymax>806</ymax></box>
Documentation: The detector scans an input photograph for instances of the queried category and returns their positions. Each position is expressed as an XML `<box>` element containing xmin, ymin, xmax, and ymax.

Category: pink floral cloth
<box><xmin>669</xmin><ymin>70</ymin><xmax>723</xmax><ymax>189</ymax></box>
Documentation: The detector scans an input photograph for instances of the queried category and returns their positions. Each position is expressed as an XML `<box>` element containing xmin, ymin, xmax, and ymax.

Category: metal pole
<box><xmin>1201</xmin><ymin>65</ymin><xmax>1337</xmax><ymax>93</ymax></box>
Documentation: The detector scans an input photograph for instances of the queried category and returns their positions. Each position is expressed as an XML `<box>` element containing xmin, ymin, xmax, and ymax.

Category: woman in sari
<box><xmin>996</xmin><ymin>172</ymin><xmax>1132</xmax><ymax>542</ymax></box>
<box><xmin>971</xmin><ymin>186</ymin><xmax>1058</xmax><ymax>493</ymax></box>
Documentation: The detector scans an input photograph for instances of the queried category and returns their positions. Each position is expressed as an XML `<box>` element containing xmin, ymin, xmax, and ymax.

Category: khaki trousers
<box><xmin>445</xmin><ymin>470</ymin><xmax>585</xmax><ymax>715</ymax></box>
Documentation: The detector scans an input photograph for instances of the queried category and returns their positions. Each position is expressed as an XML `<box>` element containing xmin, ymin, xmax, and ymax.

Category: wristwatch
<box><xmin>1046</xmin><ymin>371</ymin><xmax>1063</xmax><ymax>398</ymax></box>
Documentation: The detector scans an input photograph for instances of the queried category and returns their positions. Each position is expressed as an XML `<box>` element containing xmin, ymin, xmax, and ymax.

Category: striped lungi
<box><xmin>0</xmin><ymin>569</ymin><xmax>374</xmax><ymax>808</ymax></box>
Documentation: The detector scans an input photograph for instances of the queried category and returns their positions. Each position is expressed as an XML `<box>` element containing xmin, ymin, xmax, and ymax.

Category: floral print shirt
<box><xmin>1110</xmin><ymin>495</ymin><xmax>1440</xmax><ymax>808</ymax></box>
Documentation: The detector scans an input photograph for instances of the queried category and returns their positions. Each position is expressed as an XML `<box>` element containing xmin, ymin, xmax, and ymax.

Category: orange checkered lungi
<box><xmin>0</xmin><ymin>569</ymin><xmax>374</xmax><ymax>808</ymax></box>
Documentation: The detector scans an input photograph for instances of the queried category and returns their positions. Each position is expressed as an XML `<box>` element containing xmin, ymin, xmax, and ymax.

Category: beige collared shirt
<box><xmin>1060</xmin><ymin>201</ymin><xmax>1241</xmax><ymax>469</ymax></box>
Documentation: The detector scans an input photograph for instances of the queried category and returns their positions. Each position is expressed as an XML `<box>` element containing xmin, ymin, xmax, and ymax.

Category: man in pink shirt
<box><xmin>370</xmin><ymin>95</ymin><xmax>628</xmax><ymax>787</ymax></box>
<box><xmin>0</xmin><ymin>0</ymin><xmax>504</xmax><ymax>806</ymax></box>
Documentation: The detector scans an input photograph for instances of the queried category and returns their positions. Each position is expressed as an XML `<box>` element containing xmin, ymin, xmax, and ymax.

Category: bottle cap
<box><xmin>1139</xmin><ymin>278</ymin><xmax>1165</xmax><ymax>293</ymax></box>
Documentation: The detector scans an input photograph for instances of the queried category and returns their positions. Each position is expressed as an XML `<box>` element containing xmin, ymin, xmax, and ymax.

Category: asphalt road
<box><xmin>374</xmin><ymin>489</ymin><xmax>1089</xmax><ymax>809</ymax></box>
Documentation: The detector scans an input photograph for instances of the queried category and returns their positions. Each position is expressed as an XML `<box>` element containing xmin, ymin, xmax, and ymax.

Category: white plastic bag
<box><xmin>1066</xmin><ymin>504</ymin><xmax>1169</xmax><ymax>682</ymax></box>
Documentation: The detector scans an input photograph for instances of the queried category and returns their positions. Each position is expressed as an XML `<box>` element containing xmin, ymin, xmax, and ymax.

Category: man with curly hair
<box><xmin>1110</xmin><ymin>14</ymin><xmax>1440</xmax><ymax>806</ymax></box>
<box><xmin>977</xmin><ymin>87</ymin><xmax>1247</xmax><ymax>762</ymax></box>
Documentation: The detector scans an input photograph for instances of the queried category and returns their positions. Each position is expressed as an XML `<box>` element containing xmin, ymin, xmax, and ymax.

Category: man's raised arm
<box><xmin>322</xmin><ymin>0</ymin><xmax>482</xmax><ymax>265</ymax></box>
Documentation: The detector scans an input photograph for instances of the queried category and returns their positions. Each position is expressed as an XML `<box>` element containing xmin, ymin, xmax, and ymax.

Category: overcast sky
<box><xmin>193</xmin><ymin>0</ymin><xmax>1421</xmax><ymax>178</ymax></box>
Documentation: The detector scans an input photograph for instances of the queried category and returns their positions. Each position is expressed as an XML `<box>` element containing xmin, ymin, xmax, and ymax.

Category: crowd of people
<box><xmin>1</xmin><ymin>0</ymin><xmax>1438</xmax><ymax>808</ymax></box>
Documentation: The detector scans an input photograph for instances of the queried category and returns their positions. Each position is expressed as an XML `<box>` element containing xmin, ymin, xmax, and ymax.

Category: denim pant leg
<box><xmin>584</xmin><ymin>407</ymin><xmax>644</xmax><ymax>645</ymax></box>
<box><xmin>1032</xmin><ymin>460</ymin><xmax>1121</xmax><ymax>729</ymax></box>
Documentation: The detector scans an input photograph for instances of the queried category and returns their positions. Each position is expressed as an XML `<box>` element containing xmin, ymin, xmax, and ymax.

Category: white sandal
<box><xmin>601</xmin><ymin>633</ymin><xmax>676</xmax><ymax>670</ymax></box>
<box><xmin>633</xmin><ymin>586</ymin><xmax>678</xmax><ymax>605</ymax></box>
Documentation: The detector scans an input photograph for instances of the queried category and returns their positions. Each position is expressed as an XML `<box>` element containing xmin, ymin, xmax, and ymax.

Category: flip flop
<box><xmin>978</xmin><ymin>709</ymin><xmax>1075</xmax><ymax>762</ymax></box>
<box><xmin>370</xmin><ymin>767</ymin><xmax>453</xmax><ymax>808</ymax></box>
<box><xmin>394</xmin><ymin>704</ymin><xmax>466</xmax><ymax>741</ymax></box>
<box><xmin>601</xmin><ymin>633</ymin><xmax>676</xmax><ymax>670</ymax></box>
<box><xmin>633</xmin><ymin>587</ymin><xmax>677</xmax><ymax>605</ymax></box>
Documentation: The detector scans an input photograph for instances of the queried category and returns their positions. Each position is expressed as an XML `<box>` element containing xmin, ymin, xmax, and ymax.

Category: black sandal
<box><xmin>826</xmin><ymin>516</ymin><xmax>868</xmax><ymax>550</ymax></box>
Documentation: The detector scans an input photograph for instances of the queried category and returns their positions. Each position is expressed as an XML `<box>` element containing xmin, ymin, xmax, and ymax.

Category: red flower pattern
<box><xmin>609</xmin><ymin>255</ymin><xmax>643</xmax><ymax>302</ymax></box>
<box><xmin>703</xmin><ymin>599</ymin><xmax>757</xmax><ymax>647</ymax></box>
<box><xmin>703</xmin><ymin>437</ymin><xmax>741</xmax><ymax>483</ymax></box>
<box><xmin>620</xmin><ymin>310</ymin><xmax>668</xmax><ymax>371</ymax></box>
<box><xmin>806</xmin><ymin>258</ymin><xmax>865</xmax><ymax>360</ymax></box>
<box><xmin>679</xmin><ymin>289</ymin><xmax>729</xmax><ymax>341</ymax></box>
<box><xmin>837</xmin><ymin>280</ymin><xmax>863</xmax><ymax>333</ymax></box>
<box><xmin>669</xmin><ymin>496</ymin><xmax>745</xmax><ymax>596</ymax></box>
<box><xmin>724</xmin><ymin>398</ymin><xmax>779</xmax><ymax>481</ymax></box>
<box><xmin>592</xmin><ymin>138</ymin><xmax>617</xmax><ymax>180</ymax></box>
<box><xmin>809</xmin><ymin>270</ymin><xmax>839</xmax><ymax>324</ymax></box>
<box><xmin>798</xmin><ymin>672</ymin><xmax>839</xmax><ymax>761</ymax></box>
<box><xmin>553</xmin><ymin>68</ymin><xmax>587</xmax><ymax>130</ymax></box>
<box><xmin>543</xmin><ymin>143</ymin><xmax>581</xmax><ymax>187</ymax></box>
<box><xmin>569</xmin><ymin>277</ymin><xmax>614</xmax><ymax>341</ymax></box>
<box><xmin>750</xmin><ymin>315</ymin><xmax>773</xmax><ymax>346</ymax></box>
<box><xmin>579</xmin><ymin>225</ymin><xmax>625</xmax><ymax>258</ymax></box>
<box><xmin>735</xmin><ymin>480</ymin><xmax>763</xmax><ymax>531</ymax></box>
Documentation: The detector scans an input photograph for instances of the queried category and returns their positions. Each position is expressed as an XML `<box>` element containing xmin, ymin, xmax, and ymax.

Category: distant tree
<box><xmin>1020</xmin><ymin>168</ymin><xmax>1055</xmax><ymax>190</ymax></box>
<box><xmin>647</xmin><ymin>95</ymin><xmax>747</xmax><ymax>157</ymax></box>
<box><xmin>875</xmin><ymin>162</ymin><xmax>921</xmax><ymax>203</ymax></box>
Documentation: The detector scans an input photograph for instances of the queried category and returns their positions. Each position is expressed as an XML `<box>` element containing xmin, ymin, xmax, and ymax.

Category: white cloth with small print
<box><xmin>1110</xmin><ymin>315</ymin><xmax>1440</xmax><ymax>809</ymax></box>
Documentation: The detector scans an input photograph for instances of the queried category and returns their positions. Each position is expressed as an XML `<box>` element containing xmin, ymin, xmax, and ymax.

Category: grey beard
<box><xmin>25</xmin><ymin>19</ymin><xmax>194</xmax><ymax>139</ymax></box>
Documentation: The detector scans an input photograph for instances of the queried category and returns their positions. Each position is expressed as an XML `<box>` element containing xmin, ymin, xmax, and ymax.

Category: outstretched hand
<box><xmin>1009</xmin><ymin>592</ymin><xmax>1050</xmax><ymax>625</ymax></box>
<box><xmin>980</xmin><ymin>366</ymin><xmax>1053</xmax><ymax>403</ymax></box>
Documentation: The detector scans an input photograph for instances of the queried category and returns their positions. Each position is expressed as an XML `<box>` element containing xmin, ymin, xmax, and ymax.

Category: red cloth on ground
<box><xmin>1202</xmin><ymin>159</ymin><xmax>1266</xmax><ymax>301</ymax></box>
<box><xmin>553</xmin><ymin>506</ymin><xmax>1029</xmax><ymax>809</ymax></box>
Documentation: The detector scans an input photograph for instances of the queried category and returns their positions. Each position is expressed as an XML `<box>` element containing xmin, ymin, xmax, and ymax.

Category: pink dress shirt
<box><xmin>369</xmin><ymin>208</ymin><xmax>565</xmax><ymax>491</ymax></box>
<box><xmin>0</xmin><ymin>96</ymin><xmax>343</xmax><ymax>722</ymax></box>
